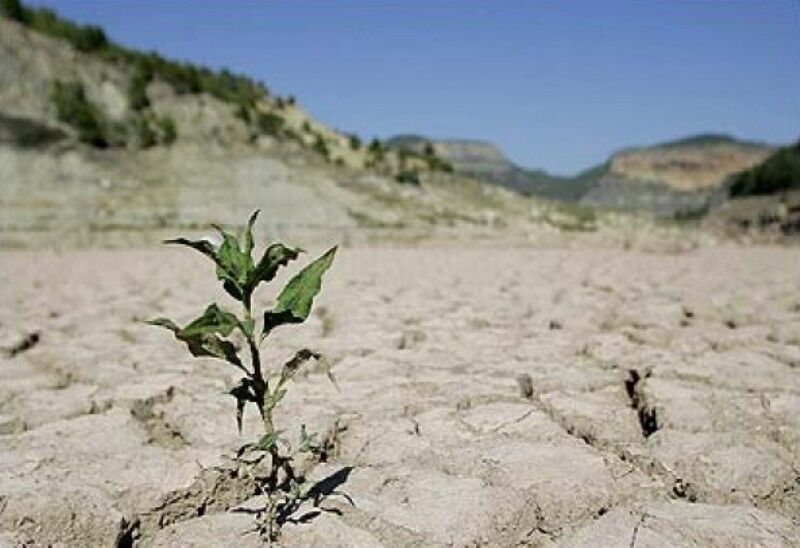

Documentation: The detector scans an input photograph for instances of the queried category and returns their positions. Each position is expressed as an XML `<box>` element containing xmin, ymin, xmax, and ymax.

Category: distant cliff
<box><xmin>389</xmin><ymin>134</ymin><xmax>775</xmax><ymax>215</ymax></box>
<box><xmin>580</xmin><ymin>135</ymin><xmax>775</xmax><ymax>216</ymax></box>
<box><xmin>386</xmin><ymin>135</ymin><xmax>592</xmax><ymax>201</ymax></box>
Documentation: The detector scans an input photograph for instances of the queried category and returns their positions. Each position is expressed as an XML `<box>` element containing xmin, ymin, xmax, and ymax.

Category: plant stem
<box><xmin>243</xmin><ymin>305</ymin><xmax>268</xmax><ymax>429</ymax></box>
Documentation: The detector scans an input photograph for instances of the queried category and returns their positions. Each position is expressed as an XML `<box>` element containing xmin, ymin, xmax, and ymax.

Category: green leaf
<box><xmin>240</xmin><ymin>316</ymin><xmax>255</xmax><ymax>339</ymax></box>
<box><xmin>178</xmin><ymin>304</ymin><xmax>241</xmax><ymax>338</ymax></box>
<box><xmin>148</xmin><ymin>307</ymin><xmax>244</xmax><ymax>370</ymax></box>
<box><xmin>242</xmin><ymin>210</ymin><xmax>259</xmax><ymax>257</ymax></box>
<box><xmin>256</xmin><ymin>431</ymin><xmax>280</xmax><ymax>451</ymax></box>
<box><xmin>298</xmin><ymin>424</ymin><xmax>320</xmax><ymax>453</ymax></box>
<box><xmin>182</xmin><ymin>333</ymin><xmax>243</xmax><ymax>368</ymax></box>
<box><xmin>163</xmin><ymin>237</ymin><xmax>216</xmax><ymax>261</ymax></box>
<box><xmin>162</xmin><ymin>212</ymin><xmax>307</xmax><ymax>307</ymax></box>
<box><xmin>213</xmin><ymin>225</ymin><xmax>252</xmax><ymax>299</ymax></box>
<box><xmin>146</xmin><ymin>317</ymin><xmax>180</xmax><ymax>333</ymax></box>
<box><xmin>262</xmin><ymin>246</ymin><xmax>337</xmax><ymax>336</ymax></box>
<box><xmin>279</xmin><ymin>348</ymin><xmax>320</xmax><ymax>384</ymax></box>
<box><xmin>245</xmin><ymin>243</ymin><xmax>301</xmax><ymax>300</ymax></box>
<box><xmin>264</xmin><ymin>388</ymin><xmax>287</xmax><ymax>412</ymax></box>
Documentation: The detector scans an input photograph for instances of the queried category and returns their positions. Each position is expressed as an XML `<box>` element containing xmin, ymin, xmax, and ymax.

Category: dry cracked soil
<box><xmin>1</xmin><ymin>244</ymin><xmax>799</xmax><ymax>547</ymax></box>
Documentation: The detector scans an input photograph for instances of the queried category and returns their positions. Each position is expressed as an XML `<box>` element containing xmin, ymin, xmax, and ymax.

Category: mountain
<box><xmin>576</xmin><ymin>134</ymin><xmax>775</xmax><ymax>217</ymax></box>
<box><xmin>702</xmin><ymin>140</ymin><xmax>800</xmax><ymax>235</ymax></box>
<box><xmin>387</xmin><ymin>134</ymin><xmax>775</xmax><ymax>216</ymax></box>
<box><xmin>386</xmin><ymin>135</ymin><xmax>593</xmax><ymax>201</ymax></box>
<box><xmin>1</xmin><ymin>5</ymin><xmax>609</xmax><ymax>247</ymax></box>
<box><xmin>728</xmin><ymin>139</ymin><xmax>800</xmax><ymax>198</ymax></box>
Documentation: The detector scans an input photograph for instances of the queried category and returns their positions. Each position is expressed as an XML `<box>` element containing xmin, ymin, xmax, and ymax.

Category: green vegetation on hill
<box><xmin>50</xmin><ymin>79</ymin><xmax>177</xmax><ymax>149</ymax></box>
<box><xmin>2</xmin><ymin>0</ymin><xmax>270</xmax><ymax>109</ymax></box>
<box><xmin>2</xmin><ymin>0</ymin><xmax>108</xmax><ymax>52</ymax></box>
<box><xmin>50</xmin><ymin>80</ymin><xmax>108</xmax><ymax>147</ymax></box>
<box><xmin>659</xmin><ymin>134</ymin><xmax>743</xmax><ymax>148</ymax></box>
<box><xmin>729</xmin><ymin>140</ymin><xmax>800</xmax><ymax>197</ymax></box>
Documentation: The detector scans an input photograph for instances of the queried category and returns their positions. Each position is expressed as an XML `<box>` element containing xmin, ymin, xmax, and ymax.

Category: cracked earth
<box><xmin>1</xmin><ymin>245</ymin><xmax>798</xmax><ymax>546</ymax></box>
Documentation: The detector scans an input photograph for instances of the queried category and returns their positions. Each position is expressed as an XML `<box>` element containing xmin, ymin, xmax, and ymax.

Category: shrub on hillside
<box><xmin>234</xmin><ymin>102</ymin><xmax>252</xmax><ymax>124</ymax></box>
<box><xmin>313</xmin><ymin>135</ymin><xmax>330</xmax><ymax>159</ymax></box>
<box><xmin>131</xmin><ymin>114</ymin><xmax>156</xmax><ymax>148</ymax></box>
<box><xmin>426</xmin><ymin>155</ymin><xmax>454</xmax><ymax>173</ymax></box>
<box><xmin>5</xmin><ymin>1</ymin><xmax>267</xmax><ymax>107</ymax></box>
<box><xmin>25</xmin><ymin>7</ymin><xmax>108</xmax><ymax>52</ymax></box>
<box><xmin>395</xmin><ymin>170</ymin><xmax>421</xmax><ymax>186</ymax></box>
<box><xmin>0</xmin><ymin>0</ymin><xmax>25</xmax><ymax>21</ymax></box>
<box><xmin>368</xmin><ymin>138</ymin><xmax>385</xmax><ymax>161</ymax></box>
<box><xmin>128</xmin><ymin>61</ymin><xmax>153</xmax><ymax>111</ymax></box>
<box><xmin>256</xmin><ymin>112</ymin><xmax>285</xmax><ymax>136</ymax></box>
<box><xmin>50</xmin><ymin>80</ymin><xmax>108</xmax><ymax>147</ymax></box>
<box><xmin>730</xmin><ymin>141</ymin><xmax>800</xmax><ymax>197</ymax></box>
<box><xmin>157</xmin><ymin>116</ymin><xmax>177</xmax><ymax>145</ymax></box>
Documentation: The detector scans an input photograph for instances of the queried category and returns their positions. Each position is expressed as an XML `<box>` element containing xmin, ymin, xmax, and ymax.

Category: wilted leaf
<box><xmin>242</xmin><ymin>210</ymin><xmax>259</xmax><ymax>257</ymax></box>
<box><xmin>163</xmin><ymin>237</ymin><xmax>216</xmax><ymax>261</ymax></box>
<box><xmin>279</xmin><ymin>348</ymin><xmax>320</xmax><ymax>384</ymax></box>
<box><xmin>148</xmin><ymin>306</ymin><xmax>244</xmax><ymax>370</ymax></box>
<box><xmin>183</xmin><ymin>332</ymin><xmax>242</xmax><ymax>367</ymax></box>
<box><xmin>179</xmin><ymin>303</ymin><xmax>241</xmax><ymax>338</ymax></box>
<box><xmin>230</xmin><ymin>378</ymin><xmax>259</xmax><ymax>433</ymax></box>
<box><xmin>262</xmin><ymin>246</ymin><xmax>337</xmax><ymax>336</ymax></box>
<box><xmin>146</xmin><ymin>317</ymin><xmax>180</xmax><ymax>333</ymax></box>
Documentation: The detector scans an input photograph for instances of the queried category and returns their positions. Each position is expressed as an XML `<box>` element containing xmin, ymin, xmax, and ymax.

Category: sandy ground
<box><xmin>1</xmin><ymin>244</ymin><xmax>799</xmax><ymax>546</ymax></box>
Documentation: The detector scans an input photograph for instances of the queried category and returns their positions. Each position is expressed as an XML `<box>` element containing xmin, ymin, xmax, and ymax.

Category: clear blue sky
<box><xmin>29</xmin><ymin>1</ymin><xmax>800</xmax><ymax>175</ymax></box>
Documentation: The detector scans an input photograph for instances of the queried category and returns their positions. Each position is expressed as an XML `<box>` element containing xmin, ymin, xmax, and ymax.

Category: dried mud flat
<box><xmin>1</xmin><ymin>244</ymin><xmax>799</xmax><ymax>547</ymax></box>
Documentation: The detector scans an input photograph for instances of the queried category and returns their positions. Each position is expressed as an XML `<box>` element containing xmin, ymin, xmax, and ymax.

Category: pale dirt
<box><xmin>1</xmin><ymin>244</ymin><xmax>799</xmax><ymax>547</ymax></box>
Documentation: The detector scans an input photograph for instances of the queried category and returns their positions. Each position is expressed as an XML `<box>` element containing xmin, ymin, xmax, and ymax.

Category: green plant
<box><xmin>148</xmin><ymin>211</ymin><xmax>337</xmax><ymax>539</ymax></box>
<box><xmin>257</xmin><ymin>111</ymin><xmax>285</xmax><ymax>136</ymax></box>
<box><xmin>0</xmin><ymin>0</ymin><xmax>25</xmax><ymax>21</ymax></box>
<box><xmin>128</xmin><ymin>60</ymin><xmax>152</xmax><ymax>111</ymax></box>
<box><xmin>235</xmin><ymin>102</ymin><xmax>252</xmax><ymax>124</ymax></box>
<box><xmin>313</xmin><ymin>135</ymin><xmax>330</xmax><ymax>159</ymax></box>
<box><xmin>131</xmin><ymin>114</ymin><xmax>157</xmax><ymax>148</ymax></box>
<box><xmin>157</xmin><ymin>115</ymin><xmax>177</xmax><ymax>145</ymax></box>
<box><xmin>51</xmin><ymin>80</ymin><xmax>108</xmax><ymax>147</ymax></box>
<box><xmin>395</xmin><ymin>170</ymin><xmax>421</xmax><ymax>186</ymax></box>
<box><xmin>730</xmin><ymin>140</ymin><xmax>800</xmax><ymax>197</ymax></box>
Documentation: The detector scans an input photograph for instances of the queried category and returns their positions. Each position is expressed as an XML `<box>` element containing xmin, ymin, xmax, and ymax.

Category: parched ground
<box><xmin>1</xmin><ymin>245</ymin><xmax>798</xmax><ymax>547</ymax></box>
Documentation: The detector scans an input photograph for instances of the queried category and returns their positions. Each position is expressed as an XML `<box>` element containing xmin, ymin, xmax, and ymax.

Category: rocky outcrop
<box><xmin>607</xmin><ymin>136</ymin><xmax>773</xmax><ymax>192</ymax></box>
<box><xmin>387</xmin><ymin>135</ymin><xmax>590</xmax><ymax>200</ymax></box>
<box><xmin>580</xmin><ymin>136</ymin><xmax>775</xmax><ymax>217</ymax></box>
<box><xmin>390</xmin><ymin>134</ymin><xmax>777</xmax><ymax>216</ymax></box>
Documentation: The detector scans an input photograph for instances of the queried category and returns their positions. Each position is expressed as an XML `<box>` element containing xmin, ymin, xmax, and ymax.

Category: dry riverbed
<box><xmin>1</xmin><ymin>245</ymin><xmax>799</xmax><ymax>546</ymax></box>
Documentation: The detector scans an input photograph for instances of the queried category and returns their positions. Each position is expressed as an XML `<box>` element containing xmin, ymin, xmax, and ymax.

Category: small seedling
<box><xmin>148</xmin><ymin>211</ymin><xmax>337</xmax><ymax>539</ymax></box>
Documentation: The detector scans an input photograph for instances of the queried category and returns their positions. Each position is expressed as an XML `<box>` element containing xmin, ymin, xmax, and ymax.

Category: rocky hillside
<box><xmin>388</xmin><ymin>134</ymin><xmax>775</xmax><ymax>217</ymax></box>
<box><xmin>578</xmin><ymin>135</ymin><xmax>775</xmax><ymax>217</ymax></box>
<box><xmin>607</xmin><ymin>135</ymin><xmax>772</xmax><ymax>192</ymax></box>
<box><xmin>1</xmin><ymin>6</ymin><xmax>627</xmax><ymax>248</ymax></box>
<box><xmin>703</xmin><ymin>140</ymin><xmax>800</xmax><ymax>237</ymax></box>
<box><xmin>386</xmin><ymin>135</ymin><xmax>593</xmax><ymax>201</ymax></box>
